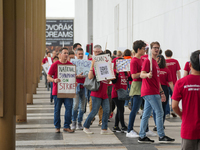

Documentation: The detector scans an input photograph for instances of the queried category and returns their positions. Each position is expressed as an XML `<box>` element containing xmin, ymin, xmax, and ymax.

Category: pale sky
<box><xmin>46</xmin><ymin>0</ymin><xmax>75</xmax><ymax>18</ymax></box>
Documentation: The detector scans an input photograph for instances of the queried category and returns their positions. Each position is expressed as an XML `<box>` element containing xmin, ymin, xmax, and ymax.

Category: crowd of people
<box><xmin>42</xmin><ymin>41</ymin><xmax>200</xmax><ymax>149</ymax></box>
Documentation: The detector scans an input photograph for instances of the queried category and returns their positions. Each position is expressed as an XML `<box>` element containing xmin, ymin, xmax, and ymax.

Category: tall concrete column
<box><xmin>26</xmin><ymin>0</ymin><xmax>33</xmax><ymax>104</ymax></box>
<box><xmin>16</xmin><ymin>0</ymin><xmax>27</xmax><ymax>123</ymax></box>
<box><xmin>0</xmin><ymin>0</ymin><xmax>3</xmax><ymax>118</ymax></box>
<box><xmin>0</xmin><ymin>0</ymin><xmax>16</xmax><ymax>149</ymax></box>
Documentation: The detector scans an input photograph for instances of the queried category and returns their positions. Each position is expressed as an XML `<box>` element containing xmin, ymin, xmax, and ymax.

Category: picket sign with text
<box><xmin>116</xmin><ymin>59</ymin><xmax>131</xmax><ymax>72</ymax></box>
<box><xmin>93</xmin><ymin>54</ymin><xmax>115</xmax><ymax>82</ymax></box>
<box><xmin>42</xmin><ymin>63</ymin><xmax>50</xmax><ymax>74</ymax></box>
<box><xmin>70</xmin><ymin>59</ymin><xmax>92</xmax><ymax>76</ymax></box>
<box><xmin>57</xmin><ymin>64</ymin><xmax>76</xmax><ymax>98</ymax></box>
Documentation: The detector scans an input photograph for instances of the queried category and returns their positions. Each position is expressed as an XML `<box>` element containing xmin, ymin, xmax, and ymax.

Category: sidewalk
<box><xmin>16</xmin><ymin>78</ymin><xmax>182</xmax><ymax>150</ymax></box>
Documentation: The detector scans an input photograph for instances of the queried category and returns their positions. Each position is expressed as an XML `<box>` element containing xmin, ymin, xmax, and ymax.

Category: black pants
<box><xmin>112</xmin><ymin>98</ymin><xmax>125</xmax><ymax>127</ymax></box>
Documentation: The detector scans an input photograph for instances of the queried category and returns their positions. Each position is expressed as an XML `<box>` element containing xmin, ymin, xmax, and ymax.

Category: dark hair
<box><xmin>124</xmin><ymin>49</ymin><xmax>132</xmax><ymax>56</ymax></box>
<box><xmin>150</xmin><ymin>41</ymin><xmax>160</xmax><ymax>49</ymax></box>
<box><xmin>46</xmin><ymin>51</ymin><xmax>50</xmax><ymax>55</ymax></box>
<box><xmin>73</xmin><ymin>43</ymin><xmax>82</xmax><ymax>50</ymax></box>
<box><xmin>75</xmin><ymin>48</ymin><xmax>84</xmax><ymax>54</ymax></box>
<box><xmin>159</xmin><ymin>49</ymin><xmax>162</xmax><ymax>54</ymax></box>
<box><xmin>113</xmin><ymin>50</ymin><xmax>117</xmax><ymax>55</ymax></box>
<box><xmin>190</xmin><ymin>50</ymin><xmax>200</xmax><ymax>71</ymax></box>
<box><xmin>165</xmin><ymin>49</ymin><xmax>173</xmax><ymax>57</ymax></box>
<box><xmin>104</xmin><ymin>49</ymin><xmax>112</xmax><ymax>57</ymax></box>
<box><xmin>133</xmin><ymin>40</ymin><xmax>146</xmax><ymax>53</ymax></box>
<box><xmin>59</xmin><ymin>47</ymin><xmax>68</xmax><ymax>53</ymax></box>
<box><xmin>157</xmin><ymin>55</ymin><xmax>166</xmax><ymax>68</ymax></box>
<box><xmin>53</xmin><ymin>56</ymin><xmax>59</xmax><ymax>60</ymax></box>
<box><xmin>69</xmin><ymin>50</ymin><xmax>75</xmax><ymax>55</ymax></box>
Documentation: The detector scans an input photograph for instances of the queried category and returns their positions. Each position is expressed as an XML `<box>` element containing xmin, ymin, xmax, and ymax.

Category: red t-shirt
<box><xmin>76</xmin><ymin>78</ymin><xmax>85</xmax><ymax>88</ymax></box>
<box><xmin>172</xmin><ymin>75</ymin><xmax>200</xmax><ymax>140</ymax></box>
<box><xmin>184</xmin><ymin>61</ymin><xmax>191</xmax><ymax>74</ymax></box>
<box><xmin>141</xmin><ymin>54</ymin><xmax>148</xmax><ymax>63</ymax></box>
<box><xmin>90</xmin><ymin>69</ymin><xmax>108</xmax><ymax>99</ymax></box>
<box><xmin>159</xmin><ymin>68</ymin><xmax>172</xmax><ymax>87</ymax></box>
<box><xmin>166</xmin><ymin>58</ymin><xmax>181</xmax><ymax>85</ymax></box>
<box><xmin>48</xmin><ymin>60</ymin><xmax>73</xmax><ymax>95</ymax></box>
<box><xmin>42</xmin><ymin>57</ymin><xmax>53</xmax><ymax>64</ymax></box>
<box><xmin>111</xmin><ymin>71</ymin><xmax>128</xmax><ymax>99</ymax></box>
<box><xmin>141</xmin><ymin>58</ymin><xmax>160</xmax><ymax>97</ymax></box>
<box><xmin>130</xmin><ymin>57</ymin><xmax>142</xmax><ymax>82</ymax></box>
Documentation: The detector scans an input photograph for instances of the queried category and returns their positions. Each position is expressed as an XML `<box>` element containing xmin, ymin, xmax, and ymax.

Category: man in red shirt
<box><xmin>172</xmin><ymin>50</ymin><xmax>200</xmax><ymax>150</ymax></box>
<box><xmin>165</xmin><ymin>49</ymin><xmax>181</xmax><ymax>118</ymax></box>
<box><xmin>47</xmin><ymin>48</ymin><xmax>75</xmax><ymax>133</ymax></box>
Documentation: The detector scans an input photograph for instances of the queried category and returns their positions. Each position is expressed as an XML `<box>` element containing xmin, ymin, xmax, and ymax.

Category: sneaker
<box><xmin>71</xmin><ymin>121</ymin><xmax>76</xmax><ymax>130</ymax></box>
<box><xmin>83</xmin><ymin>128</ymin><xmax>94</xmax><ymax>134</ymax></box>
<box><xmin>159</xmin><ymin>135</ymin><xmax>175</xmax><ymax>143</ymax></box>
<box><xmin>121</xmin><ymin>126</ymin><xmax>128</xmax><ymax>133</ymax></box>
<box><xmin>77</xmin><ymin>122</ymin><xmax>83</xmax><ymax>130</ymax></box>
<box><xmin>165</xmin><ymin>114</ymin><xmax>170</xmax><ymax>119</ymax></box>
<box><xmin>100</xmin><ymin>129</ymin><xmax>114</xmax><ymax>135</ymax></box>
<box><xmin>126</xmin><ymin>130</ymin><xmax>139</xmax><ymax>138</ymax></box>
<box><xmin>98</xmin><ymin>122</ymin><xmax>102</xmax><ymax>126</ymax></box>
<box><xmin>171</xmin><ymin>112</ymin><xmax>177</xmax><ymax>118</ymax></box>
<box><xmin>112</xmin><ymin>126</ymin><xmax>121</xmax><ymax>132</ymax></box>
<box><xmin>108</xmin><ymin>119</ymin><xmax>111</xmax><ymax>122</ymax></box>
<box><xmin>138</xmin><ymin>137</ymin><xmax>154</xmax><ymax>144</ymax></box>
<box><xmin>153</xmin><ymin>126</ymin><xmax>157</xmax><ymax>131</ymax></box>
<box><xmin>146</xmin><ymin>130</ymin><xmax>157</xmax><ymax>137</ymax></box>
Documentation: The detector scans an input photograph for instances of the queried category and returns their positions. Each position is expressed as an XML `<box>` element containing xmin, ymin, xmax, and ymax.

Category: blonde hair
<box><xmin>117</xmin><ymin>50</ymin><xmax>123</xmax><ymax>57</ymax></box>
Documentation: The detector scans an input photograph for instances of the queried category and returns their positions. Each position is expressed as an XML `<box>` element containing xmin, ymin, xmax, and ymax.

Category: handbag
<box><xmin>83</xmin><ymin>76</ymin><xmax>100</xmax><ymax>91</ymax></box>
<box><xmin>117</xmin><ymin>88</ymin><xmax>130</xmax><ymax>101</ymax></box>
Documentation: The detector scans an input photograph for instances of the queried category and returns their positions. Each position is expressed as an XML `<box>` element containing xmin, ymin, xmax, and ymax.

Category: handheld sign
<box><xmin>70</xmin><ymin>59</ymin><xmax>92</xmax><ymax>76</ymax></box>
<box><xmin>57</xmin><ymin>65</ymin><xmax>76</xmax><ymax>98</ymax></box>
<box><xmin>93</xmin><ymin>54</ymin><xmax>115</xmax><ymax>81</ymax></box>
<box><xmin>116</xmin><ymin>59</ymin><xmax>131</xmax><ymax>72</ymax></box>
<box><xmin>42</xmin><ymin>63</ymin><xmax>49</xmax><ymax>74</ymax></box>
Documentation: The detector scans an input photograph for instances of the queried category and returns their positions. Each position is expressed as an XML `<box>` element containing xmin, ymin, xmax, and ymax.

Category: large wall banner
<box><xmin>46</xmin><ymin>19</ymin><xmax>74</xmax><ymax>46</ymax></box>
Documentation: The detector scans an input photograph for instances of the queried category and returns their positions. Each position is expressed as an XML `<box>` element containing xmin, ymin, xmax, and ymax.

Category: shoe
<box><xmin>63</xmin><ymin>128</ymin><xmax>74</xmax><ymax>133</ymax></box>
<box><xmin>112</xmin><ymin>126</ymin><xmax>121</xmax><ymax>132</ymax></box>
<box><xmin>146</xmin><ymin>130</ymin><xmax>157</xmax><ymax>137</ymax></box>
<box><xmin>108</xmin><ymin>119</ymin><xmax>111</xmax><ymax>122</ymax></box>
<box><xmin>171</xmin><ymin>112</ymin><xmax>177</xmax><ymax>118</ymax></box>
<box><xmin>90</xmin><ymin>117</ymin><xmax>95</xmax><ymax>125</ymax></box>
<box><xmin>138</xmin><ymin>137</ymin><xmax>154</xmax><ymax>144</ymax></box>
<box><xmin>83</xmin><ymin>128</ymin><xmax>94</xmax><ymax>134</ymax></box>
<box><xmin>159</xmin><ymin>135</ymin><xmax>175</xmax><ymax>143</ymax></box>
<box><xmin>77</xmin><ymin>122</ymin><xmax>83</xmax><ymax>130</ymax></box>
<box><xmin>165</xmin><ymin>114</ymin><xmax>170</xmax><ymax>119</ymax></box>
<box><xmin>121</xmin><ymin>126</ymin><xmax>128</xmax><ymax>133</ymax></box>
<box><xmin>126</xmin><ymin>130</ymin><xmax>139</xmax><ymax>138</ymax></box>
<box><xmin>50</xmin><ymin>99</ymin><xmax>53</xmax><ymax>103</ymax></box>
<box><xmin>71</xmin><ymin>121</ymin><xmax>76</xmax><ymax>130</ymax></box>
<box><xmin>153</xmin><ymin>126</ymin><xmax>157</xmax><ymax>131</ymax></box>
<box><xmin>55</xmin><ymin>128</ymin><xmax>60</xmax><ymax>133</ymax></box>
<box><xmin>100</xmin><ymin>129</ymin><xmax>114</xmax><ymax>135</ymax></box>
<box><xmin>140</xmin><ymin>115</ymin><xmax>142</xmax><ymax>119</ymax></box>
<box><xmin>98</xmin><ymin>122</ymin><xmax>102</xmax><ymax>126</ymax></box>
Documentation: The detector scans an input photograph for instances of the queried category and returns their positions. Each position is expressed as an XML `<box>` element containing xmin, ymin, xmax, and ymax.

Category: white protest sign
<box><xmin>42</xmin><ymin>63</ymin><xmax>49</xmax><ymax>74</ymax></box>
<box><xmin>70</xmin><ymin>59</ymin><xmax>91</xmax><ymax>76</ymax></box>
<box><xmin>57</xmin><ymin>65</ymin><xmax>76</xmax><ymax>98</ymax></box>
<box><xmin>93</xmin><ymin>54</ymin><xmax>115</xmax><ymax>82</ymax></box>
<box><xmin>116</xmin><ymin>59</ymin><xmax>131</xmax><ymax>72</ymax></box>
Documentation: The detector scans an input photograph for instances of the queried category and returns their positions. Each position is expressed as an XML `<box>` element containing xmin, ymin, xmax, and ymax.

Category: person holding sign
<box><xmin>138</xmin><ymin>42</ymin><xmax>175</xmax><ymax>143</ymax></box>
<box><xmin>47</xmin><ymin>48</ymin><xmax>75</xmax><ymax>133</ymax></box>
<box><xmin>71</xmin><ymin>48</ymin><xmax>87</xmax><ymax>130</ymax></box>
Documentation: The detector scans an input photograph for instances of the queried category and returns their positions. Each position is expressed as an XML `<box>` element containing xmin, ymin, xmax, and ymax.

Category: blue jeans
<box><xmin>83</xmin><ymin>96</ymin><xmax>110</xmax><ymax>130</ymax></box>
<box><xmin>166</xmin><ymin>87</ymin><xmax>173</xmax><ymax>114</ymax></box>
<box><xmin>53</xmin><ymin>96</ymin><xmax>73</xmax><ymax>129</ymax></box>
<box><xmin>127</xmin><ymin>95</ymin><xmax>143</xmax><ymax>132</ymax></box>
<box><xmin>72</xmin><ymin>88</ymin><xmax>86</xmax><ymax>123</ymax></box>
<box><xmin>50</xmin><ymin>82</ymin><xmax>53</xmax><ymax>99</ymax></box>
<box><xmin>139</xmin><ymin>95</ymin><xmax>165</xmax><ymax>138</ymax></box>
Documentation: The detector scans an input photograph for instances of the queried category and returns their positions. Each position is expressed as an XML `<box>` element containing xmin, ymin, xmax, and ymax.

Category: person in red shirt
<box><xmin>165</xmin><ymin>49</ymin><xmax>181</xmax><ymax>118</ymax></box>
<box><xmin>152</xmin><ymin>54</ymin><xmax>174</xmax><ymax>131</ymax></box>
<box><xmin>138</xmin><ymin>41</ymin><xmax>175</xmax><ymax>144</ymax></box>
<box><xmin>47</xmin><ymin>48</ymin><xmax>75</xmax><ymax>133</ymax></box>
<box><xmin>71</xmin><ymin>48</ymin><xmax>86</xmax><ymax>130</ymax></box>
<box><xmin>183</xmin><ymin>61</ymin><xmax>191</xmax><ymax>77</ymax></box>
<box><xmin>172</xmin><ymin>50</ymin><xmax>200</xmax><ymax>150</ymax></box>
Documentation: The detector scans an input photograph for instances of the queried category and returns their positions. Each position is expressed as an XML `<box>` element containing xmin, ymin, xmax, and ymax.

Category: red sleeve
<box><xmin>141</xmin><ymin>59</ymin><xmax>150</xmax><ymax>72</ymax></box>
<box><xmin>171</xmin><ymin>80</ymin><xmax>182</xmax><ymax>101</ymax></box>
<box><xmin>184</xmin><ymin>62</ymin><xmax>190</xmax><ymax>72</ymax></box>
<box><xmin>42</xmin><ymin>58</ymin><xmax>46</xmax><ymax>64</ymax></box>
<box><xmin>176</xmin><ymin>60</ymin><xmax>181</xmax><ymax>70</ymax></box>
<box><xmin>48</xmin><ymin>63</ymin><xmax>56</xmax><ymax>76</ymax></box>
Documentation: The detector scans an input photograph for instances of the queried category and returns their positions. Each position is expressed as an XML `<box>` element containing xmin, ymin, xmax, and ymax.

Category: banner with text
<box><xmin>70</xmin><ymin>59</ymin><xmax>91</xmax><ymax>76</ymax></box>
<box><xmin>116</xmin><ymin>59</ymin><xmax>131</xmax><ymax>72</ymax></box>
<box><xmin>93</xmin><ymin>54</ymin><xmax>115</xmax><ymax>81</ymax></box>
<box><xmin>57</xmin><ymin>65</ymin><xmax>76</xmax><ymax>98</ymax></box>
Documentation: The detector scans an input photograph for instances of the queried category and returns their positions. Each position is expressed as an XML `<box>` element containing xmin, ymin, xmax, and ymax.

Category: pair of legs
<box><xmin>139</xmin><ymin>94</ymin><xmax>165</xmax><ymax>138</ymax></box>
<box><xmin>84</xmin><ymin>96</ymin><xmax>110</xmax><ymax>130</ymax></box>
<box><xmin>53</xmin><ymin>96</ymin><xmax>73</xmax><ymax>129</ymax></box>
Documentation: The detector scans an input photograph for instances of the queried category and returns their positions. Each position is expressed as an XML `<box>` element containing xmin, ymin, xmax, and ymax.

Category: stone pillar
<box><xmin>0</xmin><ymin>0</ymin><xmax>3</xmax><ymax>118</ymax></box>
<box><xmin>16</xmin><ymin>0</ymin><xmax>27</xmax><ymax>123</ymax></box>
<box><xmin>0</xmin><ymin>0</ymin><xmax>16</xmax><ymax>149</ymax></box>
<box><xmin>26</xmin><ymin>0</ymin><xmax>33</xmax><ymax>104</ymax></box>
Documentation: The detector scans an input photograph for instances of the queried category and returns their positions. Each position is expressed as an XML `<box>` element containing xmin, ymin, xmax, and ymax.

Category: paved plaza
<box><xmin>16</xmin><ymin>78</ymin><xmax>182</xmax><ymax>150</ymax></box>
